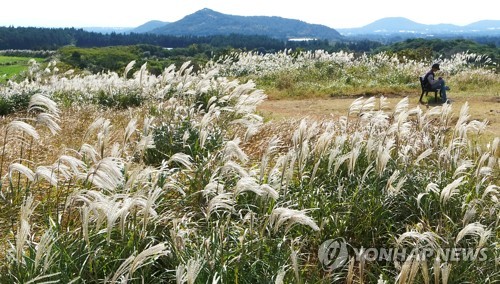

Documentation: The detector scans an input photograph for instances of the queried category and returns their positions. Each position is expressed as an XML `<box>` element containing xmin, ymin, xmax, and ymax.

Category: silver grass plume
<box><xmin>481</xmin><ymin>185</ymin><xmax>499</xmax><ymax>202</ymax></box>
<box><xmin>416</xmin><ymin>192</ymin><xmax>428</xmax><ymax>212</ymax></box>
<box><xmin>462</xmin><ymin>201</ymin><xmax>477</xmax><ymax>225</ymax></box>
<box><xmin>376</xmin><ymin>138</ymin><xmax>395</xmax><ymax>175</ymax></box>
<box><xmin>452</xmin><ymin>160</ymin><xmax>473</xmax><ymax>178</ymax></box>
<box><xmin>454</xmin><ymin>102</ymin><xmax>470</xmax><ymax>132</ymax></box>
<box><xmin>35</xmin><ymin>165</ymin><xmax>58</xmax><ymax>186</ymax></box>
<box><xmin>110</xmin><ymin>242</ymin><xmax>169</xmax><ymax>283</ymax></box>
<box><xmin>142</xmin><ymin>116</ymin><xmax>155</xmax><ymax>136</ymax></box>
<box><xmin>219</xmin><ymin>160</ymin><xmax>249</xmax><ymax>178</ymax></box>
<box><xmin>397</xmin><ymin>230</ymin><xmax>443</xmax><ymax>252</ymax></box>
<box><xmin>347</xmin><ymin>142</ymin><xmax>362</xmax><ymax>175</ymax></box>
<box><xmin>414</xmin><ymin>148</ymin><xmax>433</xmax><ymax>166</ymax></box>
<box><xmin>179</xmin><ymin>61</ymin><xmax>193</xmax><ymax>76</ymax></box>
<box><xmin>165</xmin><ymin>153</ymin><xmax>193</xmax><ymax>170</ymax></box>
<box><xmin>440</xmin><ymin>176</ymin><xmax>465</xmax><ymax>205</ymax></box>
<box><xmin>475</xmin><ymin>152</ymin><xmax>490</xmax><ymax>178</ymax></box>
<box><xmin>393</xmin><ymin>97</ymin><xmax>409</xmax><ymax>116</ymax></box>
<box><xmin>207</xmin><ymin>192</ymin><xmax>235</xmax><ymax>217</ymax></box>
<box><xmin>327</xmin><ymin>135</ymin><xmax>346</xmax><ymax>173</ymax></box>
<box><xmin>455</xmin><ymin>222</ymin><xmax>491</xmax><ymax>248</ymax></box>
<box><xmin>439</xmin><ymin>103</ymin><xmax>453</xmax><ymax>129</ymax></box>
<box><xmin>109</xmin><ymin>254</ymin><xmax>134</xmax><ymax>283</ymax></box>
<box><xmin>425</xmin><ymin>182</ymin><xmax>440</xmax><ymax>195</ymax></box>
<box><xmin>269</xmin><ymin>207</ymin><xmax>320</xmax><ymax>233</ymax></box>
<box><xmin>235</xmin><ymin>176</ymin><xmax>279</xmax><ymax>200</ymax></box>
<box><xmin>290</xmin><ymin>244</ymin><xmax>300</xmax><ymax>282</ymax></box>
<box><xmin>87</xmin><ymin>117</ymin><xmax>108</xmax><ymax>134</ymax></box>
<box><xmin>86</xmin><ymin>157</ymin><xmax>124</xmax><ymax>192</ymax></box>
<box><xmin>28</xmin><ymin>93</ymin><xmax>59</xmax><ymax>116</ymax></box>
<box><xmin>348</xmin><ymin>97</ymin><xmax>375</xmax><ymax>117</ymax></box>
<box><xmin>186</xmin><ymin>258</ymin><xmax>204</xmax><ymax>284</ymax></box>
<box><xmin>175</xmin><ymin>257</ymin><xmax>204</xmax><ymax>284</ymax></box>
<box><xmin>35</xmin><ymin>112</ymin><xmax>61</xmax><ymax>135</ymax></box>
<box><xmin>130</xmin><ymin>243</ymin><xmax>168</xmax><ymax>276</ymax></box>
<box><xmin>223</xmin><ymin>138</ymin><xmax>248</xmax><ymax>163</ymax></box>
<box><xmin>8</xmin><ymin>162</ymin><xmax>35</xmax><ymax>182</ymax></box>
<box><xmin>408</xmin><ymin>252</ymin><xmax>422</xmax><ymax>284</ymax></box>
<box><xmin>488</xmin><ymin>137</ymin><xmax>499</xmax><ymax>156</ymax></box>
<box><xmin>231</xmin><ymin>113</ymin><xmax>263</xmax><ymax>142</ymax></box>
<box><xmin>81</xmin><ymin>206</ymin><xmax>90</xmax><ymax>246</ymax></box>
<box><xmin>34</xmin><ymin>229</ymin><xmax>57</xmax><ymax>273</ymax></box>
<box><xmin>80</xmin><ymin>143</ymin><xmax>100</xmax><ymax>163</ymax></box>
<box><xmin>15</xmin><ymin>195</ymin><xmax>38</xmax><ymax>264</ymax></box>
<box><xmin>123</xmin><ymin>118</ymin><xmax>138</xmax><ymax>144</ymax></box>
<box><xmin>56</xmin><ymin>154</ymin><xmax>86</xmax><ymax>177</ymax></box>
<box><xmin>123</xmin><ymin>60</ymin><xmax>136</xmax><ymax>78</ymax></box>
<box><xmin>259</xmin><ymin>136</ymin><xmax>281</xmax><ymax>182</ymax></box>
<box><xmin>71</xmin><ymin>190</ymin><xmax>157</xmax><ymax>242</ymax></box>
<box><xmin>7</xmin><ymin>120</ymin><xmax>40</xmax><ymax>142</ymax></box>
<box><xmin>202</xmin><ymin>180</ymin><xmax>225</xmax><ymax>197</ymax></box>
<box><xmin>24</xmin><ymin>272</ymin><xmax>62</xmax><ymax>284</ymax></box>
<box><xmin>386</xmin><ymin>170</ymin><xmax>407</xmax><ymax>196</ymax></box>
<box><xmin>97</xmin><ymin>121</ymin><xmax>113</xmax><ymax>158</ymax></box>
<box><xmin>420</xmin><ymin>258</ymin><xmax>430</xmax><ymax>284</ymax></box>
<box><xmin>176</xmin><ymin>264</ymin><xmax>186</xmax><ymax>284</ymax></box>
<box><xmin>140</xmin><ymin>187</ymin><xmax>163</xmax><ymax>236</ymax></box>
<box><xmin>137</xmin><ymin>62</ymin><xmax>148</xmax><ymax>87</ymax></box>
<box><xmin>312</xmin><ymin>128</ymin><xmax>334</xmax><ymax>158</ymax></box>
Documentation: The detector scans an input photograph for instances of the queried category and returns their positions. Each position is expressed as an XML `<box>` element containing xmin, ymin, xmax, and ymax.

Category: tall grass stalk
<box><xmin>0</xmin><ymin>51</ymin><xmax>498</xmax><ymax>283</ymax></box>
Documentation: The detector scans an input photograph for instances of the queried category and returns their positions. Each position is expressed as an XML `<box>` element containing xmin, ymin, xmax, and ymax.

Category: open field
<box><xmin>0</xmin><ymin>56</ymin><xmax>28</xmax><ymax>64</ymax></box>
<box><xmin>0</xmin><ymin>56</ymin><xmax>43</xmax><ymax>81</ymax></box>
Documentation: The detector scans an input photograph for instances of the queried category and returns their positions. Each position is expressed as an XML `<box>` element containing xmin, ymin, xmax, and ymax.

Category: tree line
<box><xmin>0</xmin><ymin>26</ymin><xmax>382</xmax><ymax>53</ymax></box>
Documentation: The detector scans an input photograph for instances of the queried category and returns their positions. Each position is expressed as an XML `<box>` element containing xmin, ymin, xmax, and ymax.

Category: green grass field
<box><xmin>0</xmin><ymin>56</ymin><xmax>43</xmax><ymax>81</ymax></box>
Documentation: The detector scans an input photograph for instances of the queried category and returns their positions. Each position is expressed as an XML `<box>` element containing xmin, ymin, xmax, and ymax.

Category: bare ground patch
<box><xmin>257</xmin><ymin>94</ymin><xmax>500</xmax><ymax>139</ymax></box>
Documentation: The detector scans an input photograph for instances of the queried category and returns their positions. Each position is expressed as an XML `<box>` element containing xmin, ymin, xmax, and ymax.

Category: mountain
<box><xmin>131</xmin><ymin>20</ymin><xmax>170</xmax><ymax>33</ymax></box>
<box><xmin>146</xmin><ymin>8</ymin><xmax>342</xmax><ymax>40</ymax></box>
<box><xmin>81</xmin><ymin>21</ymin><xmax>170</xmax><ymax>34</ymax></box>
<box><xmin>337</xmin><ymin>17</ymin><xmax>500</xmax><ymax>36</ymax></box>
<box><xmin>466</xmin><ymin>20</ymin><xmax>500</xmax><ymax>30</ymax></box>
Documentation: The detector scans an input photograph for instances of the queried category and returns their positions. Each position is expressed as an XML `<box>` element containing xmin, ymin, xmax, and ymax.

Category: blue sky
<box><xmin>1</xmin><ymin>0</ymin><xmax>498</xmax><ymax>29</ymax></box>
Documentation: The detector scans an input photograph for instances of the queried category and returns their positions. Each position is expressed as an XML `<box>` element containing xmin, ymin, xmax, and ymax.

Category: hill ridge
<box><xmin>141</xmin><ymin>8</ymin><xmax>342</xmax><ymax>40</ymax></box>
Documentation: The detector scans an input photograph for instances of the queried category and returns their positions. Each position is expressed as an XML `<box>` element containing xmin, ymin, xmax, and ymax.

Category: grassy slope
<box><xmin>0</xmin><ymin>56</ymin><xmax>44</xmax><ymax>81</ymax></box>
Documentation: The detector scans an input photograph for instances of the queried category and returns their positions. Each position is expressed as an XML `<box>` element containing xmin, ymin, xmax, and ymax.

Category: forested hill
<box><xmin>150</xmin><ymin>8</ymin><xmax>342</xmax><ymax>40</ymax></box>
<box><xmin>0</xmin><ymin>26</ymin><xmax>302</xmax><ymax>51</ymax></box>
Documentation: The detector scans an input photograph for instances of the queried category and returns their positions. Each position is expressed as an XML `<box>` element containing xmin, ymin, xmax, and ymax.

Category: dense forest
<box><xmin>0</xmin><ymin>26</ymin><xmax>337</xmax><ymax>53</ymax></box>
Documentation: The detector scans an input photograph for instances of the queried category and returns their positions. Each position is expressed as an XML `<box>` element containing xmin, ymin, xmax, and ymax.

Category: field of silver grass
<box><xmin>217</xmin><ymin>49</ymin><xmax>498</xmax><ymax>99</ymax></box>
<box><xmin>0</xmin><ymin>51</ymin><xmax>498</xmax><ymax>283</ymax></box>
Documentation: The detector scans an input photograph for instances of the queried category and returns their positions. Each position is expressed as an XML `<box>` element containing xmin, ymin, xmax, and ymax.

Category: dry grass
<box><xmin>0</xmin><ymin>106</ymin><xmax>145</xmax><ymax>166</ymax></box>
<box><xmin>257</xmin><ymin>94</ymin><xmax>500</xmax><ymax>140</ymax></box>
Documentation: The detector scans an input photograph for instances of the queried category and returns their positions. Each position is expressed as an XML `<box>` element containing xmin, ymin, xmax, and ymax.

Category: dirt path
<box><xmin>257</xmin><ymin>94</ymin><xmax>500</xmax><ymax>138</ymax></box>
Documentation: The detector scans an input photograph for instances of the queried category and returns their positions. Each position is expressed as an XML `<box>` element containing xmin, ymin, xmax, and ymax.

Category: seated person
<box><xmin>423</xmin><ymin>63</ymin><xmax>451</xmax><ymax>103</ymax></box>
